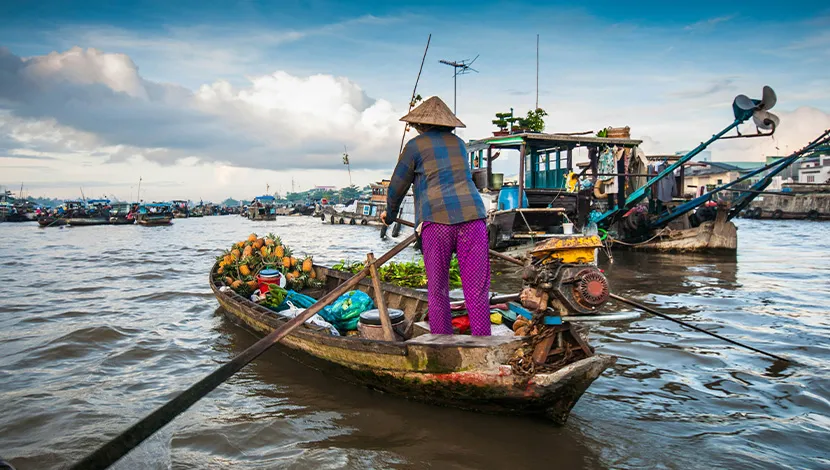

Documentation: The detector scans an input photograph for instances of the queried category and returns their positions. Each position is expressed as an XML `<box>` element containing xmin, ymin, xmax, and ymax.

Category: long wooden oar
<box><xmin>71</xmin><ymin>233</ymin><xmax>418</xmax><ymax>470</ymax></box>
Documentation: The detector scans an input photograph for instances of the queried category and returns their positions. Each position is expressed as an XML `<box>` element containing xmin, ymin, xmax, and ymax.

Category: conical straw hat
<box><xmin>399</xmin><ymin>96</ymin><xmax>465</xmax><ymax>128</ymax></box>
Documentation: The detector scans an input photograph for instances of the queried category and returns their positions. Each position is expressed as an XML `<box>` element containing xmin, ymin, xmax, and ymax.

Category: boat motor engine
<box><xmin>519</xmin><ymin>234</ymin><xmax>609</xmax><ymax>317</ymax></box>
<box><xmin>509</xmin><ymin>234</ymin><xmax>610</xmax><ymax>373</ymax></box>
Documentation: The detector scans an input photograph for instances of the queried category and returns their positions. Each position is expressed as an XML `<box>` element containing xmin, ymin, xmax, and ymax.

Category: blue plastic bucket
<box><xmin>497</xmin><ymin>186</ymin><xmax>529</xmax><ymax>210</ymax></box>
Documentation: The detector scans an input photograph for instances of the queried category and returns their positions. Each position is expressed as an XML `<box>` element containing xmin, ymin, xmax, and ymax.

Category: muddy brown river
<box><xmin>0</xmin><ymin>216</ymin><xmax>827</xmax><ymax>469</ymax></box>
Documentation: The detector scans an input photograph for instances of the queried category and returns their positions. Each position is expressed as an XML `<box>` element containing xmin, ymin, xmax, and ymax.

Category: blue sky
<box><xmin>1</xmin><ymin>1</ymin><xmax>829</xmax><ymax>200</ymax></box>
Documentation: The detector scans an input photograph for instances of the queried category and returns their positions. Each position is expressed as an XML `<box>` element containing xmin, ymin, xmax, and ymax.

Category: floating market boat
<box><xmin>209</xmin><ymin>240</ymin><xmax>617</xmax><ymax>424</ymax></box>
<box><xmin>467</xmin><ymin>87</ymin><xmax>809</xmax><ymax>254</ymax></box>
<box><xmin>37</xmin><ymin>216</ymin><xmax>66</xmax><ymax>227</ymax></box>
<box><xmin>742</xmin><ymin>182</ymin><xmax>829</xmax><ymax>221</ymax></box>
<box><xmin>134</xmin><ymin>203</ymin><xmax>174</xmax><ymax>226</ymax></box>
<box><xmin>0</xmin><ymin>191</ymin><xmax>37</xmax><ymax>222</ymax></box>
<box><xmin>109</xmin><ymin>202</ymin><xmax>136</xmax><ymax>225</ymax></box>
<box><xmin>248</xmin><ymin>196</ymin><xmax>277</xmax><ymax>221</ymax></box>
<box><xmin>38</xmin><ymin>200</ymin><xmax>84</xmax><ymax>227</ymax></box>
<box><xmin>171</xmin><ymin>200</ymin><xmax>190</xmax><ymax>218</ymax></box>
<box><xmin>66</xmin><ymin>199</ymin><xmax>111</xmax><ymax>226</ymax></box>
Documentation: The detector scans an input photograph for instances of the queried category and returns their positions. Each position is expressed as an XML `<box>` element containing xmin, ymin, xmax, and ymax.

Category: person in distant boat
<box><xmin>381</xmin><ymin>96</ymin><xmax>491</xmax><ymax>336</ymax></box>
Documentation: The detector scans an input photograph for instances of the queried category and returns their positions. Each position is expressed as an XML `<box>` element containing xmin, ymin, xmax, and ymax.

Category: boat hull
<box><xmin>137</xmin><ymin>217</ymin><xmax>173</xmax><ymax>226</ymax></box>
<box><xmin>66</xmin><ymin>218</ymin><xmax>110</xmax><ymax>226</ymax></box>
<box><xmin>211</xmin><ymin>266</ymin><xmax>614</xmax><ymax>424</ymax></box>
<box><xmin>614</xmin><ymin>212</ymin><xmax>737</xmax><ymax>253</ymax></box>
<box><xmin>38</xmin><ymin>217</ymin><xmax>67</xmax><ymax>227</ymax></box>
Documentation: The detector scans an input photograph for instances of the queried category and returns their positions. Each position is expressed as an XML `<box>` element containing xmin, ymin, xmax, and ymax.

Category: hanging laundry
<box><xmin>597</xmin><ymin>147</ymin><xmax>615</xmax><ymax>182</ymax></box>
<box><xmin>655</xmin><ymin>162</ymin><xmax>677</xmax><ymax>203</ymax></box>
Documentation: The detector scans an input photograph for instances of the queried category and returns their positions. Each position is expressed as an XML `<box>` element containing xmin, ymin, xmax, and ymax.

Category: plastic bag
<box><xmin>276</xmin><ymin>302</ymin><xmax>340</xmax><ymax>336</ymax></box>
<box><xmin>319</xmin><ymin>290</ymin><xmax>374</xmax><ymax>333</ymax></box>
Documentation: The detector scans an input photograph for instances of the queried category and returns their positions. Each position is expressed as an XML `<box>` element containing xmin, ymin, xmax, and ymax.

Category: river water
<box><xmin>0</xmin><ymin>216</ymin><xmax>827</xmax><ymax>469</ymax></box>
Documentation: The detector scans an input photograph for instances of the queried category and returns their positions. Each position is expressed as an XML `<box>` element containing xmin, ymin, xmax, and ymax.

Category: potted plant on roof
<box><xmin>492</xmin><ymin>109</ymin><xmax>513</xmax><ymax>136</ymax></box>
<box><xmin>518</xmin><ymin>108</ymin><xmax>547</xmax><ymax>134</ymax></box>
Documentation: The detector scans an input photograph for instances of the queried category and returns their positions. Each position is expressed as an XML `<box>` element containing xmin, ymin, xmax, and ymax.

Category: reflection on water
<box><xmin>0</xmin><ymin>217</ymin><xmax>827</xmax><ymax>469</ymax></box>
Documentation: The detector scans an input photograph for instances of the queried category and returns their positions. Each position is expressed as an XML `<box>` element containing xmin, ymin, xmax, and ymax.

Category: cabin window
<box><xmin>717</xmin><ymin>179</ymin><xmax>723</xmax><ymax>185</ymax></box>
<box><xmin>807</xmin><ymin>175</ymin><xmax>815</xmax><ymax>183</ymax></box>
<box><xmin>362</xmin><ymin>205</ymin><xmax>370</xmax><ymax>215</ymax></box>
<box><xmin>538</xmin><ymin>154</ymin><xmax>547</xmax><ymax>171</ymax></box>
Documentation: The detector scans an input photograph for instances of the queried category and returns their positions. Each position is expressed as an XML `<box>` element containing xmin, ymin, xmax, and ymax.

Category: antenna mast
<box><xmin>439</xmin><ymin>54</ymin><xmax>479</xmax><ymax>115</ymax></box>
<box><xmin>535</xmin><ymin>34</ymin><xmax>539</xmax><ymax>109</ymax></box>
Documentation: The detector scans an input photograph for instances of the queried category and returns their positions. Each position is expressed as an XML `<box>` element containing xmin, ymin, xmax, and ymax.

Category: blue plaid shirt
<box><xmin>385</xmin><ymin>130</ymin><xmax>486</xmax><ymax>226</ymax></box>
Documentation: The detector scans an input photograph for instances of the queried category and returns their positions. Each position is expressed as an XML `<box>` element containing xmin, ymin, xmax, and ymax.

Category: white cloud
<box><xmin>0</xmin><ymin>46</ymin><xmax>402</xmax><ymax>172</ymax></box>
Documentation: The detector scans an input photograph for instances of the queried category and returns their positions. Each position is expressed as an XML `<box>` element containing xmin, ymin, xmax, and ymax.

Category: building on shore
<box><xmin>798</xmin><ymin>154</ymin><xmax>830</xmax><ymax>184</ymax></box>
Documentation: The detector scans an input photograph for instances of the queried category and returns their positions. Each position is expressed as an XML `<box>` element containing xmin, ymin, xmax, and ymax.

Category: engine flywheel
<box><xmin>574</xmin><ymin>269</ymin><xmax>610</xmax><ymax>307</ymax></box>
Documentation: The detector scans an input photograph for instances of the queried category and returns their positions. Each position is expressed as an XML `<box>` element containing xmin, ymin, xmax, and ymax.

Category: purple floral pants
<box><xmin>421</xmin><ymin>219</ymin><xmax>491</xmax><ymax>336</ymax></box>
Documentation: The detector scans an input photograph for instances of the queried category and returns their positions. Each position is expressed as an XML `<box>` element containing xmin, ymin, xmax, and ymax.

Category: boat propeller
<box><xmin>724</xmin><ymin>85</ymin><xmax>779</xmax><ymax>139</ymax></box>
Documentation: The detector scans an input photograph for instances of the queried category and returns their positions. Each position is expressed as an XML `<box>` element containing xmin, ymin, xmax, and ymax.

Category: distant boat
<box><xmin>247</xmin><ymin>196</ymin><xmax>277</xmax><ymax>221</ymax></box>
<box><xmin>135</xmin><ymin>203</ymin><xmax>174</xmax><ymax>226</ymax></box>
<box><xmin>171</xmin><ymin>200</ymin><xmax>189</xmax><ymax>218</ymax></box>
<box><xmin>109</xmin><ymin>202</ymin><xmax>137</xmax><ymax>225</ymax></box>
<box><xmin>67</xmin><ymin>199</ymin><xmax>111</xmax><ymax>226</ymax></box>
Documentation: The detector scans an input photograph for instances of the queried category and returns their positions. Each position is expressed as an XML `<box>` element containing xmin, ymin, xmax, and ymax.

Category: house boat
<box><xmin>317</xmin><ymin>181</ymin><xmax>389</xmax><ymax>226</ymax></box>
<box><xmin>134</xmin><ymin>203</ymin><xmax>174</xmax><ymax>226</ymax></box>
<box><xmin>247</xmin><ymin>196</ymin><xmax>277</xmax><ymax>221</ymax></box>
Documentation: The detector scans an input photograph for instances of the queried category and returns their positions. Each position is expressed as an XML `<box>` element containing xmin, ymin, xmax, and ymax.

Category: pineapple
<box><xmin>302</xmin><ymin>257</ymin><xmax>312</xmax><ymax>272</ymax></box>
<box><xmin>282</xmin><ymin>257</ymin><xmax>291</xmax><ymax>269</ymax></box>
<box><xmin>246</xmin><ymin>280</ymin><xmax>258</xmax><ymax>290</ymax></box>
<box><xmin>260</xmin><ymin>246</ymin><xmax>269</xmax><ymax>257</ymax></box>
<box><xmin>254</xmin><ymin>238</ymin><xmax>264</xmax><ymax>250</ymax></box>
<box><xmin>239</xmin><ymin>265</ymin><xmax>251</xmax><ymax>276</ymax></box>
<box><xmin>248</xmin><ymin>233</ymin><xmax>257</xmax><ymax>242</ymax></box>
<box><xmin>232</xmin><ymin>280</ymin><xmax>243</xmax><ymax>289</ymax></box>
<box><xmin>274</xmin><ymin>245</ymin><xmax>285</xmax><ymax>258</ymax></box>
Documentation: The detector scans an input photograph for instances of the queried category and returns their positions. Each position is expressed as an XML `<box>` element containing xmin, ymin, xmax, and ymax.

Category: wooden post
<box><xmin>518</xmin><ymin>142</ymin><xmax>526</xmax><ymax>208</ymax></box>
<box><xmin>566</xmin><ymin>147</ymin><xmax>573</xmax><ymax>172</ymax></box>
<box><xmin>486</xmin><ymin>146</ymin><xmax>493</xmax><ymax>190</ymax></box>
<box><xmin>589</xmin><ymin>147</ymin><xmax>598</xmax><ymax>184</ymax></box>
<box><xmin>555</xmin><ymin>149</ymin><xmax>561</xmax><ymax>188</ymax></box>
<box><xmin>366</xmin><ymin>253</ymin><xmax>396</xmax><ymax>342</ymax></box>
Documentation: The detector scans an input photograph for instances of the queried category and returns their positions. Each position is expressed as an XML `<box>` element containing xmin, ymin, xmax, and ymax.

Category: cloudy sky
<box><xmin>1</xmin><ymin>0</ymin><xmax>829</xmax><ymax>202</ymax></box>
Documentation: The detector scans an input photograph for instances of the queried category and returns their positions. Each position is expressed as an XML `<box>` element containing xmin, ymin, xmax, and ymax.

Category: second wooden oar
<box><xmin>609</xmin><ymin>293</ymin><xmax>790</xmax><ymax>363</ymax></box>
<box><xmin>71</xmin><ymin>233</ymin><xmax>418</xmax><ymax>470</ymax></box>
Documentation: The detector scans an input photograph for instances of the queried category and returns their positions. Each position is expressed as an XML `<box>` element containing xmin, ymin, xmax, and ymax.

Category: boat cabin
<box><xmin>138</xmin><ymin>203</ymin><xmax>172</xmax><ymax>214</ymax></box>
<box><xmin>356</xmin><ymin>181</ymin><xmax>390</xmax><ymax>218</ymax></box>
<box><xmin>248</xmin><ymin>196</ymin><xmax>276</xmax><ymax>221</ymax></box>
<box><xmin>467</xmin><ymin>132</ymin><xmax>642</xmax><ymax>250</ymax></box>
<box><xmin>109</xmin><ymin>202</ymin><xmax>133</xmax><ymax>215</ymax></box>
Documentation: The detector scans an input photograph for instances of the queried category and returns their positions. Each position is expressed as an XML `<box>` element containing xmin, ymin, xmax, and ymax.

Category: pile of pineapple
<box><xmin>215</xmin><ymin>233</ymin><xmax>316</xmax><ymax>295</ymax></box>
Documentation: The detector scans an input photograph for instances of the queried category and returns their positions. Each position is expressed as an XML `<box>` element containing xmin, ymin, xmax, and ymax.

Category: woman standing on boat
<box><xmin>381</xmin><ymin>96</ymin><xmax>491</xmax><ymax>336</ymax></box>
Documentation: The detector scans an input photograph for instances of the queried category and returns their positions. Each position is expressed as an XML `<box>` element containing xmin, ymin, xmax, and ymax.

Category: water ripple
<box><xmin>0</xmin><ymin>216</ymin><xmax>827</xmax><ymax>469</ymax></box>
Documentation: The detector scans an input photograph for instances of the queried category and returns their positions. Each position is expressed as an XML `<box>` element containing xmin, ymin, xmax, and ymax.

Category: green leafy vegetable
<box><xmin>333</xmin><ymin>256</ymin><xmax>461</xmax><ymax>289</ymax></box>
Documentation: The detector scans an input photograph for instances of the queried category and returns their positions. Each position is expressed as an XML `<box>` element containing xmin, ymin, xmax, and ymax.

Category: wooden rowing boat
<box><xmin>209</xmin><ymin>263</ymin><xmax>615</xmax><ymax>424</ymax></box>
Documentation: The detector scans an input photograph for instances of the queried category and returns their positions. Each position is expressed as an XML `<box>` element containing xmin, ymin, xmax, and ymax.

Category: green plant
<box><xmin>333</xmin><ymin>257</ymin><xmax>462</xmax><ymax>289</ymax></box>
<box><xmin>492</xmin><ymin>110</ymin><xmax>515</xmax><ymax>132</ymax></box>
<box><xmin>518</xmin><ymin>108</ymin><xmax>547</xmax><ymax>133</ymax></box>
